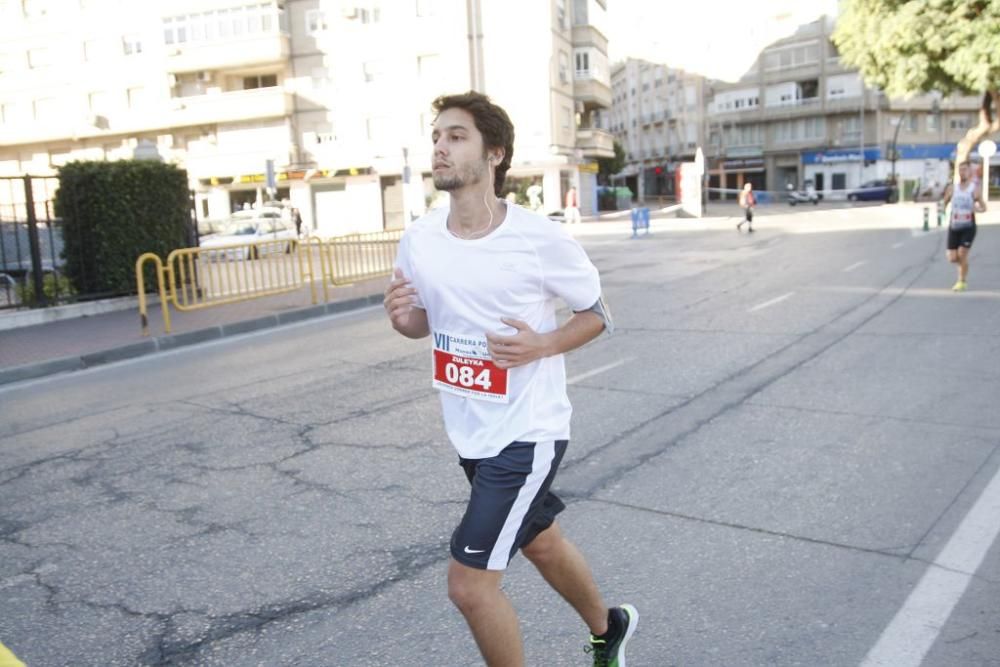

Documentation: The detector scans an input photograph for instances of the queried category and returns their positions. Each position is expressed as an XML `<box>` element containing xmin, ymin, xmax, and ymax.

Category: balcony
<box><xmin>165</xmin><ymin>32</ymin><xmax>290</xmax><ymax>73</ymax></box>
<box><xmin>571</xmin><ymin>24</ymin><xmax>609</xmax><ymax>51</ymax></box>
<box><xmin>576</xmin><ymin>127</ymin><xmax>614</xmax><ymax>159</ymax></box>
<box><xmin>574</xmin><ymin>73</ymin><xmax>612</xmax><ymax>110</ymax></box>
<box><xmin>168</xmin><ymin>87</ymin><xmax>292</xmax><ymax>126</ymax></box>
<box><xmin>760</xmin><ymin>96</ymin><xmax>823</xmax><ymax>119</ymax></box>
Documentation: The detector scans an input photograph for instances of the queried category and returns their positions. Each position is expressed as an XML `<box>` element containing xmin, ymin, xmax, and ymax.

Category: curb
<box><xmin>0</xmin><ymin>293</ymin><xmax>383</xmax><ymax>387</ymax></box>
<box><xmin>0</xmin><ymin>294</ymin><xmax>154</xmax><ymax>332</ymax></box>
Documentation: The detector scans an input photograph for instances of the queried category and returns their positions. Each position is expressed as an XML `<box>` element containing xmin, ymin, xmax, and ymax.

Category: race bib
<box><xmin>432</xmin><ymin>331</ymin><xmax>509</xmax><ymax>404</ymax></box>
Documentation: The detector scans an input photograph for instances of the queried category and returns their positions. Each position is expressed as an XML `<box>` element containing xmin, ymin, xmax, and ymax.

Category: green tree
<box><xmin>834</xmin><ymin>0</ymin><xmax>1000</xmax><ymax>175</ymax></box>
<box><xmin>597</xmin><ymin>141</ymin><xmax>626</xmax><ymax>185</ymax></box>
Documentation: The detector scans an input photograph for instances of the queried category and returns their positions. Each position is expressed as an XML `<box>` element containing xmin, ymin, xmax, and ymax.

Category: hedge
<box><xmin>54</xmin><ymin>160</ymin><xmax>191</xmax><ymax>296</ymax></box>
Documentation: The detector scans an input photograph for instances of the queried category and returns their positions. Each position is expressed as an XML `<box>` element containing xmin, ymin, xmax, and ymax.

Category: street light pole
<box><xmin>890</xmin><ymin>111</ymin><xmax>907</xmax><ymax>200</ymax></box>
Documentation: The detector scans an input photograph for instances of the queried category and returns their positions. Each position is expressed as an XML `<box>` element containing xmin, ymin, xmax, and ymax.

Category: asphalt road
<box><xmin>2</xmin><ymin>205</ymin><xmax>999</xmax><ymax>666</ymax></box>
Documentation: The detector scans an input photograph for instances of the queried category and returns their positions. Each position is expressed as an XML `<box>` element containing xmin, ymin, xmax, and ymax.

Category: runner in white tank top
<box><xmin>942</xmin><ymin>161</ymin><xmax>986</xmax><ymax>291</ymax></box>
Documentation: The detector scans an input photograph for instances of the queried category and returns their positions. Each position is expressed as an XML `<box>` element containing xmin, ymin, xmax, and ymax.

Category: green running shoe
<box><xmin>585</xmin><ymin>604</ymin><xmax>639</xmax><ymax>666</ymax></box>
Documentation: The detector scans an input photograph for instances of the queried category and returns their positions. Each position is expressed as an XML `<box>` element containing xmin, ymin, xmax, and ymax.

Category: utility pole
<box><xmin>859</xmin><ymin>86</ymin><xmax>865</xmax><ymax>186</ymax></box>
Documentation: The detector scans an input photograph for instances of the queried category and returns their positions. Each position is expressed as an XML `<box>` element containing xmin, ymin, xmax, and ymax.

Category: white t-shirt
<box><xmin>395</xmin><ymin>204</ymin><xmax>602</xmax><ymax>459</ymax></box>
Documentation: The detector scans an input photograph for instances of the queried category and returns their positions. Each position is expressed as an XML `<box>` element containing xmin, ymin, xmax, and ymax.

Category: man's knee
<box><xmin>448</xmin><ymin>560</ymin><xmax>500</xmax><ymax>612</ymax></box>
<box><xmin>521</xmin><ymin>524</ymin><xmax>563</xmax><ymax>565</ymax></box>
<box><xmin>947</xmin><ymin>251</ymin><xmax>959</xmax><ymax>263</ymax></box>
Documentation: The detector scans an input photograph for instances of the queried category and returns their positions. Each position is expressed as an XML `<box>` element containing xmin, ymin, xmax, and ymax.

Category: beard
<box><xmin>433</xmin><ymin>161</ymin><xmax>488</xmax><ymax>192</ymax></box>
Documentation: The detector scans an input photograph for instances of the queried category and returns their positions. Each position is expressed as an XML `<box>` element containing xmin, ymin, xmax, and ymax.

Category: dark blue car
<box><xmin>847</xmin><ymin>180</ymin><xmax>895</xmax><ymax>202</ymax></box>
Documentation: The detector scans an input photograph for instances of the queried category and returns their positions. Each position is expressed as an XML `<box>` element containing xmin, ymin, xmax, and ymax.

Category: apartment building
<box><xmin>704</xmin><ymin>15</ymin><xmax>981</xmax><ymax>198</ymax></box>
<box><xmin>606</xmin><ymin>58</ymin><xmax>707</xmax><ymax>201</ymax></box>
<box><xmin>0</xmin><ymin>0</ymin><xmax>614</xmax><ymax>234</ymax></box>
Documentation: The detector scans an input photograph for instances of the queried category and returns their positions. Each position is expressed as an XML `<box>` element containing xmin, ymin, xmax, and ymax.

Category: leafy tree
<box><xmin>833</xmin><ymin>0</ymin><xmax>1000</xmax><ymax>175</ymax></box>
<box><xmin>597</xmin><ymin>141</ymin><xmax>626</xmax><ymax>185</ymax></box>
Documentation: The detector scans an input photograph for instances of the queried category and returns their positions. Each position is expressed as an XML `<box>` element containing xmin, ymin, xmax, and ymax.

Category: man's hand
<box><xmin>384</xmin><ymin>269</ymin><xmax>429</xmax><ymax>338</ymax></box>
<box><xmin>486</xmin><ymin>317</ymin><xmax>555</xmax><ymax>369</ymax></box>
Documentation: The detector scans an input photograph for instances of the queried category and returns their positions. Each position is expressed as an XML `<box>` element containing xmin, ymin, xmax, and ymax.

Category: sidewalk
<box><xmin>0</xmin><ymin>277</ymin><xmax>387</xmax><ymax>386</ymax></box>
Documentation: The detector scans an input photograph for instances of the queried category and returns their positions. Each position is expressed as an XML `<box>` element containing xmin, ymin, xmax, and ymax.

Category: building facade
<box><xmin>0</xmin><ymin>0</ymin><xmax>613</xmax><ymax>234</ymax></box>
<box><xmin>704</xmin><ymin>15</ymin><xmax>981</xmax><ymax>199</ymax></box>
<box><xmin>606</xmin><ymin>58</ymin><xmax>707</xmax><ymax>201</ymax></box>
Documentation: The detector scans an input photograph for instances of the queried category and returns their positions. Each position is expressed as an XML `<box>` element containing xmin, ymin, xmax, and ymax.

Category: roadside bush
<box><xmin>16</xmin><ymin>272</ymin><xmax>76</xmax><ymax>306</ymax></box>
<box><xmin>54</xmin><ymin>160</ymin><xmax>190</xmax><ymax>296</ymax></box>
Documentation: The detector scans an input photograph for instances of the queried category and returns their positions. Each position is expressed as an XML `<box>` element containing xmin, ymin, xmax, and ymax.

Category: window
<box><xmin>832</xmin><ymin>173</ymin><xmax>846</xmax><ymax>190</ymax></box>
<box><xmin>575</xmin><ymin>51</ymin><xmax>589</xmax><ymax>76</ymax></box>
<box><xmin>27</xmin><ymin>47</ymin><xmax>50</xmax><ymax>68</ymax></box>
<box><xmin>363</xmin><ymin>60</ymin><xmax>381</xmax><ymax>83</ymax></box>
<box><xmin>21</xmin><ymin>0</ymin><xmax>48</xmax><ymax>18</ymax></box>
<box><xmin>417</xmin><ymin>54</ymin><xmax>439</xmax><ymax>78</ymax></box>
<box><xmin>243</xmin><ymin>74</ymin><xmax>278</xmax><ymax>89</ymax></box>
<box><xmin>562</xmin><ymin>106</ymin><xmax>572</xmax><ymax>130</ymax></box>
<box><xmin>764</xmin><ymin>42</ymin><xmax>820</xmax><ymax>71</ymax></box>
<box><xmin>904</xmin><ymin>114</ymin><xmax>918</xmax><ymax>132</ymax></box>
<box><xmin>49</xmin><ymin>149</ymin><xmax>71</xmax><ymax>167</ymax></box>
<box><xmin>366</xmin><ymin>117</ymin><xmax>389</xmax><ymax>140</ymax></box>
<box><xmin>950</xmin><ymin>115</ymin><xmax>969</xmax><ymax>130</ymax></box>
<box><xmin>88</xmin><ymin>91</ymin><xmax>111</xmax><ymax>114</ymax></box>
<box><xmin>127</xmin><ymin>87</ymin><xmax>145</xmax><ymax>109</ymax></box>
<box><xmin>122</xmin><ymin>34</ymin><xmax>142</xmax><ymax>56</ymax></box>
<box><xmin>33</xmin><ymin>97</ymin><xmax>57</xmax><ymax>121</ymax></box>
<box><xmin>1</xmin><ymin>102</ymin><xmax>21</xmax><ymax>124</ymax></box>
<box><xmin>556</xmin><ymin>0</ymin><xmax>567</xmax><ymax>28</ymax></box>
<box><xmin>559</xmin><ymin>51</ymin><xmax>569</xmax><ymax>84</ymax></box>
<box><xmin>165</xmin><ymin>4</ymin><xmax>284</xmax><ymax>44</ymax></box>
<box><xmin>311</xmin><ymin>67</ymin><xmax>331</xmax><ymax>89</ymax></box>
<box><xmin>927</xmin><ymin>113</ymin><xmax>939</xmax><ymax>132</ymax></box>
<box><xmin>359</xmin><ymin>6</ymin><xmax>380</xmax><ymax>23</ymax></box>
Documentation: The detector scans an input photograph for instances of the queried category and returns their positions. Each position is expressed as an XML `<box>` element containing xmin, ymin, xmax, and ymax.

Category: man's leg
<box><xmin>448</xmin><ymin>559</ymin><xmax>524</xmax><ymax>667</ymax></box>
<box><xmin>958</xmin><ymin>246</ymin><xmax>970</xmax><ymax>282</ymax></box>
<box><xmin>521</xmin><ymin>522</ymin><xmax>609</xmax><ymax>635</ymax></box>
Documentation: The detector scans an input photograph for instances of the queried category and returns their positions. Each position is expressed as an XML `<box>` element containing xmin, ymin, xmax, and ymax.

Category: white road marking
<box><xmin>860</xmin><ymin>463</ymin><xmax>1000</xmax><ymax>667</ymax></box>
<box><xmin>748</xmin><ymin>292</ymin><xmax>795</xmax><ymax>313</ymax></box>
<box><xmin>843</xmin><ymin>260</ymin><xmax>867</xmax><ymax>272</ymax></box>
<box><xmin>891</xmin><ymin>241</ymin><xmax>906</xmax><ymax>249</ymax></box>
<box><xmin>568</xmin><ymin>358</ymin><xmax>631</xmax><ymax>385</ymax></box>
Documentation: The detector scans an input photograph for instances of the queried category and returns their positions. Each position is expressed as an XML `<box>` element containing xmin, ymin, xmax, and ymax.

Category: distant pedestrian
<box><xmin>526</xmin><ymin>178</ymin><xmax>543</xmax><ymax>211</ymax></box>
<box><xmin>565</xmin><ymin>186</ymin><xmax>581</xmax><ymax>224</ymax></box>
<box><xmin>942</xmin><ymin>160</ymin><xmax>986</xmax><ymax>291</ymax></box>
<box><xmin>737</xmin><ymin>182</ymin><xmax>756</xmax><ymax>232</ymax></box>
<box><xmin>292</xmin><ymin>207</ymin><xmax>303</xmax><ymax>237</ymax></box>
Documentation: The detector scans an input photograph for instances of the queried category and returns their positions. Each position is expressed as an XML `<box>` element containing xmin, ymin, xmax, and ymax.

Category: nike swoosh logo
<box><xmin>464</xmin><ymin>546</ymin><xmax>486</xmax><ymax>554</ymax></box>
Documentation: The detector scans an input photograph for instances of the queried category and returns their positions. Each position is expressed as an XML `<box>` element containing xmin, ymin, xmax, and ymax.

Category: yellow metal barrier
<box><xmin>168</xmin><ymin>238</ymin><xmax>308</xmax><ymax>312</ymax></box>
<box><xmin>136</xmin><ymin>238</ymin><xmax>319</xmax><ymax>335</ymax></box>
<box><xmin>135</xmin><ymin>231</ymin><xmax>400</xmax><ymax>335</ymax></box>
<box><xmin>136</xmin><ymin>252</ymin><xmax>170</xmax><ymax>336</ymax></box>
<box><xmin>320</xmin><ymin>229</ymin><xmax>403</xmax><ymax>287</ymax></box>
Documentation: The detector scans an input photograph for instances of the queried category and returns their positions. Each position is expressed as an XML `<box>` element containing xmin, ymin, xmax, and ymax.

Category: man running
<box><xmin>384</xmin><ymin>91</ymin><xmax>638</xmax><ymax>666</ymax></box>
<box><xmin>942</xmin><ymin>161</ymin><xmax>986</xmax><ymax>291</ymax></box>
<box><xmin>737</xmin><ymin>182</ymin><xmax>755</xmax><ymax>233</ymax></box>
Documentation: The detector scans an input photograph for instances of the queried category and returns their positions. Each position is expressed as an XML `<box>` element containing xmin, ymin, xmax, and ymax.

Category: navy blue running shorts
<box><xmin>451</xmin><ymin>440</ymin><xmax>568</xmax><ymax>571</ymax></box>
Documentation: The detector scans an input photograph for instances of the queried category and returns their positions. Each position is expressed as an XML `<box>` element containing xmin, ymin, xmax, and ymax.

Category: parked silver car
<box><xmin>199</xmin><ymin>211</ymin><xmax>297</xmax><ymax>261</ymax></box>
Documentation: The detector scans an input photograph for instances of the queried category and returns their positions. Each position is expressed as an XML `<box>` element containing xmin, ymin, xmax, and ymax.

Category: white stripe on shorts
<box><xmin>487</xmin><ymin>440</ymin><xmax>557</xmax><ymax>571</ymax></box>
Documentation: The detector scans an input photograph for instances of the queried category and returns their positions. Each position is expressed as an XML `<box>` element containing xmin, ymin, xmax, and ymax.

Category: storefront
<box><xmin>802</xmin><ymin>147</ymin><xmax>880</xmax><ymax>195</ymax></box>
<box><xmin>707</xmin><ymin>157</ymin><xmax>765</xmax><ymax>201</ymax></box>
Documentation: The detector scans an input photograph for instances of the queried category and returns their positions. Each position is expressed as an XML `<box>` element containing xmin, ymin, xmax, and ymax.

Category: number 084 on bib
<box><xmin>431</xmin><ymin>331</ymin><xmax>509</xmax><ymax>404</ymax></box>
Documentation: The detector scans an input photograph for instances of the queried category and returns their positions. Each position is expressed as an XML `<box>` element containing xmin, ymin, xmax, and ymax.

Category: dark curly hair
<box><xmin>432</xmin><ymin>91</ymin><xmax>514</xmax><ymax>196</ymax></box>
